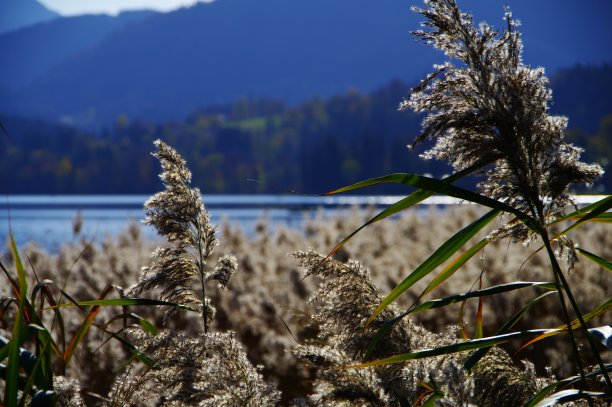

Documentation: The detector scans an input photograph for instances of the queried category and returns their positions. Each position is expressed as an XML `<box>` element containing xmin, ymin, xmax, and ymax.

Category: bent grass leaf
<box><xmin>576</xmin><ymin>248</ymin><xmax>612</xmax><ymax>272</ymax></box>
<box><xmin>5</xmin><ymin>234</ymin><xmax>28</xmax><ymax>407</ymax></box>
<box><xmin>100</xmin><ymin>313</ymin><xmax>159</xmax><ymax>336</ymax></box>
<box><xmin>567</xmin><ymin>213</ymin><xmax>612</xmax><ymax>223</ymax></box>
<box><xmin>419</xmin><ymin>238</ymin><xmax>490</xmax><ymax>300</ymax></box>
<box><xmin>464</xmin><ymin>291</ymin><xmax>556</xmax><ymax>371</ymax></box>
<box><xmin>407</xmin><ymin>282</ymin><xmax>557</xmax><ymax>315</ymax></box>
<box><xmin>326</xmin><ymin>172</ymin><xmax>537</xmax><ymax>229</ymax></box>
<box><xmin>553</xmin><ymin>195</ymin><xmax>612</xmax><ymax>236</ymax></box>
<box><xmin>366</xmin><ymin>208</ymin><xmax>500</xmax><ymax>327</ymax></box>
<box><xmin>525</xmin><ymin>363</ymin><xmax>612</xmax><ymax>406</ymax></box>
<box><xmin>63</xmin><ymin>285</ymin><xmax>114</xmax><ymax>367</ymax></box>
<box><xmin>327</xmin><ymin>192</ymin><xmax>431</xmax><ymax>257</ymax></box>
<box><xmin>54</xmin><ymin>297</ymin><xmax>192</xmax><ymax>310</ymax></box>
<box><xmin>548</xmin><ymin>195</ymin><xmax>612</xmax><ymax>227</ymax></box>
<box><xmin>522</xmin><ymin>197</ymin><xmax>612</xmax><ymax>270</ymax></box>
<box><xmin>97</xmin><ymin>328</ymin><xmax>156</xmax><ymax>367</ymax></box>
<box><xmin>366</xmin><ymin>282</ymin><xmax>555</xmax><ymax>356</ymax></box>
<box><xmin>474</xmin><ymin>297</ymin><xmax>484</xmax><ymax>339</ymax></box>
<box><xmin>326</xmin><ymin>164</ymin><xmax>481</xmax><ymax>257</ymax></box>
<box><xmin>532</xmin><ymin>390</ymin><xmax>607</xmax><ymax>407</ymax></box>
<box><xmin>516</xmin><ymin>298</ymin><xmax>612</xmax><ymax>354</ymax></box>
<box><xmin>353</xmin><ymin>330</ymin><xmax>552</xmax><ymax>369</ymax></box>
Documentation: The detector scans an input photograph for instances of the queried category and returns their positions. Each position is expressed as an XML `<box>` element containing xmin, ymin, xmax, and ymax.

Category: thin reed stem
<box><xmin>540</xmin><ymin>227</ymin><xmax>612</xmax><ymax>394</ymax></box>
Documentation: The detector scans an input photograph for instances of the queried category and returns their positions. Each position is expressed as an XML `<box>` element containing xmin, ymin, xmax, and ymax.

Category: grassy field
<box><xmin>2</xmin><ymin>204</ymin><xmax>609</xmax><ymax>404</ymax></box>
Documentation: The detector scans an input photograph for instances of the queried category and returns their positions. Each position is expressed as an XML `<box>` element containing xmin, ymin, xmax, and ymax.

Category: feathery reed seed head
<box><xmin>131</xmin><ymin>140</ymin><xmax>236</xmax><ymax>329</ymax></box>
<box><xmin>405</xmin><ymin>0</ymin><xmax>603</xmax><ymax>238</ymax></box>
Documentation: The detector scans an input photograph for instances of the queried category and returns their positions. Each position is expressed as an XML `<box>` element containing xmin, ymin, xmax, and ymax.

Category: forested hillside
<box><xmin>2</xmin><ymin>72</ymin><xmax>610</xmax><ymax>194</ymax></box>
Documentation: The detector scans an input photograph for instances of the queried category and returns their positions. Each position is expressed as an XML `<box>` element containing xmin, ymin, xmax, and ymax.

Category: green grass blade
<box><xmin>567</xmin><ymin>213</ymin><xmax>612</xmax><ymax>223</ymax></box>
<box><xmin>366</xmin><ymin>208</ymin><xmax>499</xmax><ymax>326</ymax></box>
<box><xmin>63</xmin><ymin>307</ymin><xmax>99</xmax><ymax>367</ymax></box>
<box><xmin>101</xmin><ymin>313</ymin><xmax>159</xmax><ymax>336</ymax></box>
<box><xmin>97</xmin><ymin>328</ymin><xmax>156</xmax><ymax>367</ymax></box>
<box><xmin>55</xmin><ymin>297</ymin><xmax>192</xmax><ymax>310</ymax></box>
<box><xmin>368</xmin><ymin>286</ymin><xmax>551</xmax><ymax>357</ymax></box>
<box><xmin>324</xmin><ymin>160</ymin><xmax>485</xmax><ymax>195</ymax></box>
<box><xmin>33</xmin><ymin>327</ymin><xmax>53</xmax><ymax>390</ymax></box>
<box><xmin>326</xmin><ymin>165</ymin><xmax>480</xmax><ymax>257</ymax></box>
<box><xmin>576</xmin><ymin>248</ymin><xmax>612</xmax><ymax>271</ymax></box>
<box><xmin>464</xmin><ymin>291</ymin><xmax>556</xmax><ymax>371</ymax></box>
<box><xmin>421</xmin><ymin>390</ymin><xmax>444</xmax><ymax>407</ymax></box>
<box><xmin>353</xmin><ymin>329</ymin><xmax>552</xmax><ymax>369</ymax></box>
<box><xmin>137</xmin><ymin>317</ymin><xmax>158</xmax><ymax>336</ymax></box>
<box><xmin>4</xmin><ymin>333</ymin><xmax>21</xmax><ymax>407</ymax></box>
<box><xmin>325</xmin><ymin>173</ymin><xmax>537</xmax><ymax>229</ymax></box>
<box><xmin>5</xmin><ymin>234</ymin><xmax>28</xmax><ymax>407</ymax></box>
<box><xmin>474</xmin><ymin>276</ymin><xmax>484</xmax><ymax>340</ymax></box>
<box><xmin>18</xmin><ymin>331</ymin><xmax>53</xmax><ymax>407</ymax></box>
<box><xmin>516</xmin><ymin>298</ymin><xmax>612</xmax><ymax>353</ymax></box>
<box><xmin>405</xmin><ymin>282</ymin><xmax>556</xmax><ymax>315</ymax></box>
<box><xmin>63</xmin><ymin>285</ymin><xmax>114</xmax><ymax>367</ymax></box>
<box><xmin>548</xmin><ymin>195</ymin><xmax>612</xmax><ymax>226</ymax></box>
<box><xmin>328</xmin><ymin>192</ymin><xmax>430</xmax><ymax>257</ymax></box>
<box><xmin>532</xmin><ymin>390</ymin><xmax>606</xmax><ymax>407</ymax></box>
<box><xmin>525</xmin><ymin>363</ymin><xmax>612</xmax><ymax>406</ymax></box>
<box><xmin>419</xmin><ymin>238</ymin><xmax>490</xmax><ymax>299</ymax></box>
<box><xmin>553</xmin><ymin>195</ymin><xmax>612</xmax><ymax>236</ymax></box>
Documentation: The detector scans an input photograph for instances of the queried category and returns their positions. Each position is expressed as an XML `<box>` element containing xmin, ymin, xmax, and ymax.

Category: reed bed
<box><xmin>2</xmin><ymin>1</ymin><xmax>611</xmax><ymax>404</ymax></box>
<box><xmin>1</xmin><ymin>203</ymin><xmax>609</xmax><ymax>404</ymax></box>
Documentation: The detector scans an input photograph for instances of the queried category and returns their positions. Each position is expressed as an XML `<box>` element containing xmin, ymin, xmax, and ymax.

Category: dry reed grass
<box><xmin>2</xmin><ymin>204</ymin><xmax>609</xmax><ymax>403</ymax></box>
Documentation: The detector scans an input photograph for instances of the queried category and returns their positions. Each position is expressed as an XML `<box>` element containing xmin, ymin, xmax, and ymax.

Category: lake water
<box><xmin>0</xmin><ymin>194</ymin><xmax>408</xmax><ymax>251</ymax></box>
<box><xmin>0</xmin><ymin>194</ymin><xmax>605</xmax><ymax>251</ymax></box>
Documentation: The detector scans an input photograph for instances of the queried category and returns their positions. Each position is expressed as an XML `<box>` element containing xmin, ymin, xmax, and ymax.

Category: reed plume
<box><xmin>129</xmin><ymin>139</ymin><xmax>237</xmax><ymax>331</ymax></box>
<box><xmin>404</xmin><ymin>0</ymin><xmax>603</xmax><ymax>243</ymax></box>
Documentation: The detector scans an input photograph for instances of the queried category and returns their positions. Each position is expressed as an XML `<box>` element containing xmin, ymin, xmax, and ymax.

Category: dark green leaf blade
<box><xmin>576</xmin><ymin>248</ymin><xmax>612</xmax><ymax>271</ymax></box>
<box><xmin>326</xmin><ymin>173</ymin><xmax>537</xmax><ymax>228</ymax></box>
<box><xmin>326</xmin><ymin>165</ymin><xmax>482</xmax><ymax>257</ymax></box>
<box><xmin>353</xmin><ymin>330</ymin><xmax>552</xmax><ymax>369</ymax></box>
<box><xmin>419</xmin><ymin>238</ymin><xmax>490</xmax><ymax>299</ymax></box>
<box><xmin>532</xmin><ymin>390</ymin><xmax>606</xmax><ymax>407</ymax></box>
<box><xmin>5</xmin><ymin>234</ymin><xmax>28</xmax><ymax>407</ymax></box>
<box><xmin>408</xmin><ymin>282</ymin><xmax>556</xmax><ymax>315</ymax></box>
<box><xmin>56</xmin><ymin>297</ymin><xmax>192</xmax><ymax>310</ymax></box>
<box><xmin>367</xmin><ymin>209</ymin><xmax>500</xmax><ymax>326</ymax></box>
<box><xmin>525</xmin><ymin>363</ymin><xmax>612</xmax><ymax>406</ymax></box>
<box><xmin>464</xmin><ymin>291</ymin><xmax>556</xmax><ymax>371</ymax></box>
<box><xmin>516</xmin><ymin>298</ymin><xmax>612</xmax><ymax>353</ymax></box>
<box><xmin>548</xmin><ymin>195</ymin><xmax>612</xmax><ymax>226</ymax></box>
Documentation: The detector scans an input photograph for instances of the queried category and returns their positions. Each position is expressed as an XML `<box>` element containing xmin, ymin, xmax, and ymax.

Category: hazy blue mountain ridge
<box><xmin>0</xmin><ymin>0</ymin><xmax>59</xmax><ymax>34</ymax></box>
<box><xmin>0</xmin><ymin>10</ymin><xmax>158</xmax><ymax>90</ymax></box>
<box><xmin>1</xmin><ymin>0</ymin><xmax>611</xmax><ymax>127</ymax></box>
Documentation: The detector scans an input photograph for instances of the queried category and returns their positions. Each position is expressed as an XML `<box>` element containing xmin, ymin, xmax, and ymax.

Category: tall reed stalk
<box><xmin>324</xmin><ymin>1</ymin><xmax>611</xmax><ymax>404</ymax></box>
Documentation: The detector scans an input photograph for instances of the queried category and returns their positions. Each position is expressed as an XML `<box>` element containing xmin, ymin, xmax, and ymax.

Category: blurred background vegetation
<box><xmin>2</xmin><ymin>66</ymin><xmax>611</xmax><ymax>195</ymax></box>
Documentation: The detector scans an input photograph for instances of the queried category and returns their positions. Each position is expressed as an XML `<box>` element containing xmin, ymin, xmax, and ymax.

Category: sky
<box><xmin>38</xmin><ymin>0</ymin><xmax>211</xmax><ymax>16</ymax></box>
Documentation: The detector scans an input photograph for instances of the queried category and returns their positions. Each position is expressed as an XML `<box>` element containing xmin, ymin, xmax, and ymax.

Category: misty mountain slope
<box><xmin>11</xmin><ymin>0</ymin><xmax>435</xmax><ymax>125</ymax></box>
<box><xmin>0</xmin><ymin>11</ymin><xmax>158</xmax><ymax>90</ymax></box>
<box><xmin>2</xmin><ymin>0</ymin><xmax>611</xmax><ymax>127</ymax></box>
<box><xmin>0</xmin><ymin>0</ymin><xmax>59</xmax><ymax>34</ymax></box>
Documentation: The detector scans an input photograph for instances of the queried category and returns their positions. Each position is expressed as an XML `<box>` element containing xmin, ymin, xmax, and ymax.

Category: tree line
<box><xmin>1</xmin><ymin>79</ymin><xmax>610</xmax><ymax>194</ymax></box>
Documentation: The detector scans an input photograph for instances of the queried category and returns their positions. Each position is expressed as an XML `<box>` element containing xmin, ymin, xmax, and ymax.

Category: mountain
<box><xmin>550</xmin><ymin>64</ymin><xmax>612</xmax><ymax>132</ymax></box>
<box><xmin>1</xmin><ymin>0</ymin><xmax>611</xmax><ymax>127</ymax></box>
<box><xmin>0</xmin><ymin>0</ymin><xmax>59</xmax><ymax>34</ymax></box>
<box><xmin>0</xmin><ymin>11</ymin><xmax>158</xmax><ymax>90</ymax></box>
